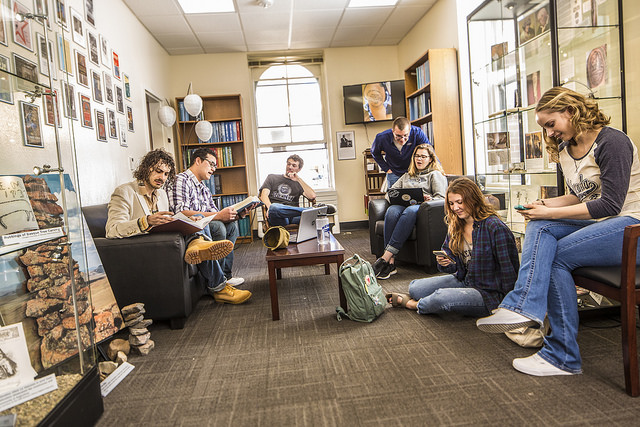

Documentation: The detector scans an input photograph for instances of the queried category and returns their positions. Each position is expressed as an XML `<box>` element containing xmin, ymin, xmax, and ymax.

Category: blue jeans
<box><xmin>409</xmin><ymin>274</ymin><xmax>489</xmax><ymax>316</ymax></box>
<box><xmin>267</xmin><ymin>203</ymin><xmax>305</xmax><ymax>227</ymax></box>
<box><xmin>203</xmin><ymin>220</ymin><xmax>239</xmax><ymax>279</ymax></box>
<box><xmin>185</xmin><ymin>234</ymin><xmax>226</xmax><ymax>292</ymax></box>
<box><xmin>386</xmin><ymin>172</ymin><xmax>403</xmax><ymax>188</ymax></box>
<box><xmin>383</xmin><ymin>204</ymin><xmax>419</xmax><ymax>255</ymax></box>
<box><xmin>499</xmin><ymin>216</ymin><xmax>640</xmax><ymax>373</ymax></box>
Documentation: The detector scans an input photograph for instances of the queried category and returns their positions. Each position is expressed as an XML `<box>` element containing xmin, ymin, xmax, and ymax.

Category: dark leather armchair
<box><xmin>82</xmin><ymin>204</ymin><xmax>204</xmax><ymax>329</ymax></box>
<box><xmin>368</xmin><ymin>198</ymin><xmax>447</xmax><ymax>273</ymax></box>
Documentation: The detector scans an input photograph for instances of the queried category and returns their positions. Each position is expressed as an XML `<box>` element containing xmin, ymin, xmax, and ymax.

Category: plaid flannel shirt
<box><xmin>166</xmin><ymin>169</ymin><xmax>219</xmax><ymax>214</ymax></box>
<box><xmin>438</xmin><ymin>215</ymin><xmax>519</xmax><ymax>311</ymax></box>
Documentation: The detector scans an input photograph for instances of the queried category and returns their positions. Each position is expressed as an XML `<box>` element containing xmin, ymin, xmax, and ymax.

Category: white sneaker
<box><xmin>476</xmin><ymin>308</ymin><xmax>537</xmax><ymax>333</ymax></box>
<box><xmin>512</xmin><ymin>353</ymin><xmax>575</xmax><ymax>376</ymax></box>
<box><xmin>226</xmin><ymin>277</ymin><xmax>245</xmax><ymax>287</ymax></box>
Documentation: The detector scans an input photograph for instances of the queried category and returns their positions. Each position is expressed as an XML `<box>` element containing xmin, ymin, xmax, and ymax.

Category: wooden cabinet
<box><xmin>362</xmin><ymin>149</ymin><xmax>386</xmax><ymax>212</ymax></box>
<box><xmin>174</xmin><ymin>94</ymin><xmax>253</xmax><ymax>242</ymax></box>
<box><xmin>404</xmin><ymin>48</ymin><xmax>463</xmax><ymax>174</ymax></box>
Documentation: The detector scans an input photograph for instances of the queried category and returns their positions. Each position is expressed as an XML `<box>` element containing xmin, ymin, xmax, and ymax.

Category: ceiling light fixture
<box><xmin>256</xmin><ymin>0</ymin><xmax>274</xmax><ymax>8</ymax></box>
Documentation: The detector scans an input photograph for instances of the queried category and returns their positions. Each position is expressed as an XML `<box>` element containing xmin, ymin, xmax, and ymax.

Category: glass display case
<box><xmin>0</xmin><ymin>13</ymin><xmax>103</xmax><ymax>426</ymax></box>
<box><xmin>467</xmin><ymin>0</ymin><xmax>625</xmax><ymax>237</ymax></box>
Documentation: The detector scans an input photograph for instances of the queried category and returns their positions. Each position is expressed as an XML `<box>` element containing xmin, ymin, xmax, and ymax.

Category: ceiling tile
<box><xmin>204</xmin><ymin>45</ymin><xmax>248</xmax><ymax>53</ymax></box>
<box><xmin>197</xmin><ymin>31</ymin><xmax>246</xmax><ymax>46</ymax></box>
<box><xmin>154</xmin><ymin>32</ymin><xmax>201</xmax><ymax>49</ymax></box>
<box><xmin>240</xmin><ymin>12</ymin><xmax>291</xmax><ymax>29</ymax></box>
<box><xmin>339</xmin><ymin>7</ymin><xmax>393</xmax><ymax>27</ymax></box>
<box><xmin>123</xmin><ymin>0</ymin><xmax>182</xmax><ymax>17</ymax></box>
<box><xmin>186</xmin><ymin>13</ymin><xmax>242</xmax><ymax>33</ymax></box>
<box><xmin>246</xmin><ymin>43</ymin><xmax>291</xmax><ymax>51</ymax></box>
<box><xmin>138</xmin><ymin>14</ymin><xmax>191</xmax><ymax>34</ymax></box>
<box><xmin>236</xmin><ymin>0</ymin><xmax>292</xmax><ymax>13</ymax></box>
<box><xmin>291</xmin><ymin>26</ymin><xmax>334</xmax><ymax>42</ymax></box>
<box><xmin>294</xmin><ymin>0</ymin><xmax>350</xmax><ymax>10</ymax></box>
<box><xmin>331</xmin><ymin>26</ymin><xmax>376</xmax><ymax>46</ymax></box>
<box><xmin>292</xmin><ymin>9</ymin><xmax>343</xmax><ymax>28</ymax></box>
<box><xmin>244</xmin><ymin>28</ymin><xmax>289</xmax><ymax>45</ymax></box>
<box><xmin>165</xmin><ymin>47</ymin><xmax>206</xmax><ymax>55</ymax></box>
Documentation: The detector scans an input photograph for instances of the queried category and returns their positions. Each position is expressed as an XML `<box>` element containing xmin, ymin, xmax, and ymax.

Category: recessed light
<box><xmin>177</xmin><ymin>0</ymin><xmax>235</xmax><ymax>14</ymax></box>
<box><xmin>348</xmin><ymin>0</ymin><xmax>398</xmax><ymax>7</ymax></box>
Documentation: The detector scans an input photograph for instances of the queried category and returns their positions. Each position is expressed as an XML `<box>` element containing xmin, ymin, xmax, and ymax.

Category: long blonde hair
<box><xmin>408</xmin><ymin>144</ymin><xmax>445</xmax><ymax>177</ymax></box>
<box><xmin>444</xmin><ymin>178</ymin><xmax>497</xmax><ymax>255</ymax></box>
<box><xmin>535</xmin><ymin>86</ymin><xmax>610</xmax><ymax>162</ymax></box>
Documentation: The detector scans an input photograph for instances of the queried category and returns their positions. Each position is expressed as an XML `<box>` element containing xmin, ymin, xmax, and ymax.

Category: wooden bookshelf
<box><xmin>404</xmin><ymin>48</ymin><xmax>463</xmax><ymax>174</ymax></box>
<box><xmin>174</xmin><ymin>94</ymin><xmax>253</xmax><ymax>242</ymax></box>
<box><xmin>363</xmin><ymin>148</ymin><xmax>386</xmax><ymax>212</ymax></box>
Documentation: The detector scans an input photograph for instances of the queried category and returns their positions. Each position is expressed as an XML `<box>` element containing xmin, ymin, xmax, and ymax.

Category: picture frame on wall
<box><xmin>19</xmin><ymin>101</ymin><xmax>43</xmax><ymax>148</ymax></box>
<box><xmin>70</xmin><ymin>7</ymin><xmax>84</xmax><ymax>47</ymax></box>
<box><xmin>75</xmin><ymin>50</ymin><xmax>89</xmax><ymax>87</ymax></box>
<box><xmin>118</xmin><ymin>118</ymin><xmax>127</xmax><ymax>146</ymax></box>
<box><xmin>33</xmin><ymin>0</ymin><xmax>51</xmax><ymax>29</ymax></box>
<box><xmin>0</xmin><ymin>54</ymin><xmax>14</xmax><ymax>105</ymax></box>
<box><xmin>336</xmin><ymin>131</ymin><xmax>355</xmax><ymax>160</ymax></box>
<box><xmin>126</xmin><ymin>105</ymin><xmax>134</xmax><ymax>132</ymax></box>
<box><xmin>57</xmin><ymin>33</ymin><xmax>73</xmax><ymax>75</ymax></box>
<box><xmin>106</xmin><ymin>108</ymin><xmax>117</xmax><ymax>139</ymax></box>
<box><xmin>79</xmin><ymin>93</ymin><xmax>92</xmax><ymax>128</ymax></box>
<box><xmin>95</xmin><ymin>110</ymin><xmax>107</xmax><ymax>141</ymax></box>
<box><xmin>123</xmin><ymin>73</ymin><xmax>131</xmax><ymax>100</ymax></box>
<box><xmin>99</xmin><ymin>34</ymin><xmax>110</xmax><ymax>67</ymax></box>
<box><xmin>62</xmin><ymin>81</ymin><xmax>77</xmax><ymax>119</ymax></box>
<box><xmin>0</xmin><ymin>2</ymin><xmax>8</xmax><ymax>46</ymax></box>
<box><xmin>36</xmin><ymin>33</ymin><xmax>54</xmax><ymax>78</ymax></box>
<box><xmin>13</xmin><ymin>53</ymin><xmax>38</xmax><ymax>90</ymax></box>
<box><xmin>55</xmin><ymin>0</ymin><xmax>67</xmax><ymax>28</ymax></box>
<box><xmin>91</xmin><ymin>70</ymin><xmax>102</xmax><ymax>103</ymax></box>
<box><xmin>84</xmin><ymin>0</ymin><xmax>95</xmax><ymax>27</ymax></box>
<box><xmin>86</xmin><ymin>30</ymin><xmax>99</xmax><ymax>65</ymax></box>
<box><xmin>43</xmin><ymin>90</ymin><xmax>61</xmax><ymax>127</ymax></box>
<box><xmin>103</xmin><ymin>71</ymin><xmax>113</xmax><ymax>103</ymax></box>
<box><xmin>115</xmin><ymin>84</ymin><xmax>124</xmax><ymax>113</ymax></box>
<box><xmin>12</xmin><ymin>0</ymin><xmax>33</xmax><ymax>51</ymax></box>
<box><xmin>112</xmin><ymin>51</ymin><xmax>120</xmax><ymax>79</ymax></box>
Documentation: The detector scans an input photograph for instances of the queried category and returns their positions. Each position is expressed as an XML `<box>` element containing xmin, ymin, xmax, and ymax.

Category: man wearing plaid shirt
<box><xmin>167</xmin><ymin>148</ymin><xmax>250</xmax><ymax>305</ymax></box>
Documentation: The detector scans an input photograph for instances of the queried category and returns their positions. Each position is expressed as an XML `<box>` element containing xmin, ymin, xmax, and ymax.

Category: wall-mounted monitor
<box><xmin>342</xmin><ymin>80</ymin><xmax>406</xmax><ymax>125</ymax></box>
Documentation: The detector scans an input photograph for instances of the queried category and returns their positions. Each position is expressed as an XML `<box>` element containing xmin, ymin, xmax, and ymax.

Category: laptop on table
<box><xmin>288</xmin><ymin>206</ymin><xmax>324</xmax><ymax>243</ymax></box>
<box><xmin>387</xmin><ymin>188</ymin><xmax>424</xmax><ymax>207</ymax></box>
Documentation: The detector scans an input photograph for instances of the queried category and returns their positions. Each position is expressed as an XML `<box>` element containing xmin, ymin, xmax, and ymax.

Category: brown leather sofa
<box><xmin>82</xmin><ymin>204</ymin><xmax>204</xmax><ymax>329</ymax></box>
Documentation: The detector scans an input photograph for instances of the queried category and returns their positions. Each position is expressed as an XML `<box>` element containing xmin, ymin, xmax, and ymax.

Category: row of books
<box><xmin>181</xmin><ymin>147</ymin><xmax>234</xmax><ymax>170</ymax></box>
<box><xmin>197</xmin><ymin>121</ymin><xmax>242</xmax><ymax>143</ymax></box>
<box><xmin>177</xmin><ymin>101</ymin><xmax>204</xmax><ymax>122</ymax></box>
<box><xmin>367</xmin><ymin>175</ymin><xmax>383</xmax><ymax>193</ymax></box>
<box><xmin>420</xmin><ymin>121</ymin><xmax>434</xmax><ymax>145</ymax></box>
<box><xmin>408</xmin><ymin>93</ymin><xmax>431</xmax><ymax>121</ymax></box>
<box><xmin>415</xmin><ymin>60</ymin><xmax>430</xmax><ymax>89</ymax></box>
<box><xmin>203</xmin><ymin>174</ymin><xmax>222</xmax><ymax>195</ymax></box>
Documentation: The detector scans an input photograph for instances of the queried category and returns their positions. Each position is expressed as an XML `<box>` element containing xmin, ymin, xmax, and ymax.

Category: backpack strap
<box><xmin>336</xmin><ymin>306</ymin><xmax>349</xmax><ymax>321</ymax></box>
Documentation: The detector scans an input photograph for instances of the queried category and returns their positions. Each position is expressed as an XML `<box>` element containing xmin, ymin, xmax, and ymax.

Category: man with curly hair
<box><xmin>106</xmin><ymin>150</ymin><xmax>250</xmax><ymax>304</ymax></box>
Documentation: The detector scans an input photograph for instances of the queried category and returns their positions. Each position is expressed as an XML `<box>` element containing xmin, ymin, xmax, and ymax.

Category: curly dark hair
<box><xmin>287</xmin><ymin>154</ymin><xmax>304</xmax><ymax>169</ymax></box>
<box><xmin>189</xmin><ymin>147</ymin><xmax>216</xmax><ymax>167</ymax></box>
<box><xmin>133</xmin><ymin>149</ymin><xmax>176</xmax><ymax>184</ymax></box>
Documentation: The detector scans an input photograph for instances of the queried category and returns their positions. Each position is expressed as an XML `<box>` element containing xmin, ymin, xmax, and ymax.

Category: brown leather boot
<box><xmin>212</xmin><ymin>285</ymin><xmax>252</xmax><ymax>304</ymax></box>
<box><xmin>184</xmin><ymin>238</ymin><xmax>233</xmax><ymax>264</ymax></box>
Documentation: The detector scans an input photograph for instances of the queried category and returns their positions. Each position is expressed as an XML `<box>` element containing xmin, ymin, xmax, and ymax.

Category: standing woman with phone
<box><xmin>476</xmin><ymin>87</ymin><xmax>640</xmax><ymax>377</ymax></box>
<box><xmin>386</xmin><ymin>177</ymin><xmax>519</xmax><ymax>316</ymax></box>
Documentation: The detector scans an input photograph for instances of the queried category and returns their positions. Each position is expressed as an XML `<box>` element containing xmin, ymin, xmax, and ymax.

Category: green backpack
<box><xmin>336</xmin><ymin>254</ymin><xmax>386</xmax><ymax>322</ymax></box>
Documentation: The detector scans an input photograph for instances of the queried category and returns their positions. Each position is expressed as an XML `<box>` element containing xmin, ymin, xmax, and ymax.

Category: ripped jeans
<box><xmin>409</xmin><ymin>274</ymin><xmax>489</xmax><ymax>316</ymax></box>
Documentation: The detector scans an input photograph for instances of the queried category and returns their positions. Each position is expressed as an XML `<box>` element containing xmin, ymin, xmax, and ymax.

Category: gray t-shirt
<box><xmin>259</xmin><ymin>174</ymin><xmax>304</xmax><ymax>206</ymax></box>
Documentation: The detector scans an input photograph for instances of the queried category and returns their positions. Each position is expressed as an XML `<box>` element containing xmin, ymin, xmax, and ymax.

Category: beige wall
<box><xmin>623</xmin><ymin>0</ymin><xmax>640</xmax><ymax>146</ymax></box>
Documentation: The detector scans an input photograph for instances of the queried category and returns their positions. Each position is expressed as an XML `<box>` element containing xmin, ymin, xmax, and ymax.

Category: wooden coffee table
<box><xmin>265</xmin><ymin>233</ymin><xmax>346</xmax><ymax>320</ymax></box>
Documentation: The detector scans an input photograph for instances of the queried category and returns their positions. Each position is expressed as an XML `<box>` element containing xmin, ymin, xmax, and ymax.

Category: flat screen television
<box><xmin>343</xmin><ymin>80</ymin><xmax>406</xmax><ymax>125</ymax></box>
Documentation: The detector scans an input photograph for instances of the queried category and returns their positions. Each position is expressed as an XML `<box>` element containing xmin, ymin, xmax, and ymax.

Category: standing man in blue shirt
<box><xmin>370</xmin><ymin>116</ymin><xmax>432</xmax><ymax>188</ymax></box>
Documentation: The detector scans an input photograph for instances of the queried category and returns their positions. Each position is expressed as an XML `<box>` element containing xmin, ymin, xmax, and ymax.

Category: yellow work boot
<box><xmin>184</xmin><ymin>237</ymin><xmax>233</xmax><ymax>264</ymax></box>
<box><xmin>213</xmin><ymin>285</ymin><xmax>252</xmax><ymax>305</ymax></box>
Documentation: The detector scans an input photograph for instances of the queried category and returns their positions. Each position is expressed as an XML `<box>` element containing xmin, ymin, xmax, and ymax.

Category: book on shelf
<box><xmin>150</xmin><ymin>212</ymin><xmax>216</xmax><ymax>235</ymax></box>
<box><xmin>416</xmin><ymin>60</ymin><xmax>430</xmax><ymax>89</ymax></box>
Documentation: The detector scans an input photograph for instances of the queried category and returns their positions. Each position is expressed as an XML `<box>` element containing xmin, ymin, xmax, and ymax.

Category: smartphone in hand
<box><xmin>514</xmin><ymin>205</ymin><xmax>530</xmax><ymax>210</ymax></box>
<box><xmin>433</xmin><ymin>250</ymin><xmax>453</xmax><ymax>261</ymax></box>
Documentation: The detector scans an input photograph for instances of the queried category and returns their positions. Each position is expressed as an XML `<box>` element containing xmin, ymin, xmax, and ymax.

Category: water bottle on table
<box><xmin>316</xmin><ymin>214</ymin><xmax>330</xmax><ymax>243</ymax></box>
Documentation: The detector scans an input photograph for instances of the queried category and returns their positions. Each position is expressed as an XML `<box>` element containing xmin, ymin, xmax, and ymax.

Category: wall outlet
<box><xmin>129</xmin><ymin>156</ymin><xmax>135</xmax><ymax>171</ymax></box>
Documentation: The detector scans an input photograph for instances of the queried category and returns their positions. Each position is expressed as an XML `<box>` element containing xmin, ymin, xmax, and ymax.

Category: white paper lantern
<box><xmin>195</xmin><ymin>120</ymin><xmax>213</xmax><ymax>142</ymax></box>
<box><xmin>183</xmin><ymin>94</ymin><xmax>203</xmax><ymax>117</ymax></box>
<box><xmin>157</xmin><ymin>106</ymin><xmax>176</xmax><ymax>127</ymax></box>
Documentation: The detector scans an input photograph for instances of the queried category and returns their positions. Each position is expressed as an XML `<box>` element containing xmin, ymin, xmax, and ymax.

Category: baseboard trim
<box><xmin>339</xmin><ymin>220</ymin><xmax>368</xmax><ymax>231</ymax></box>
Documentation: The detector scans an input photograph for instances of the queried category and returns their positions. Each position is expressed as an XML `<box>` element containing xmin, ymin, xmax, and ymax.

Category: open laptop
<box><xmin>289</xmin><ymin>207</ymin><xmax>324</xmax><ymax>243</ymax></box>
<box><xmin>387</xmin><ymin>188</ymin><xmax>424</xmax><ymax>207</ymax></box>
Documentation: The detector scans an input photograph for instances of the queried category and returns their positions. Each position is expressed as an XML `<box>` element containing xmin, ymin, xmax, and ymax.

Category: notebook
<box><xmin>387</xmin><ymin>187</ymin><xmax>424</xmax><ymax>207</ymax></box>
<box><xmin>288</xmin><ymin>207</ymin><xmax>324</xmax><ymax>243</ymax></box>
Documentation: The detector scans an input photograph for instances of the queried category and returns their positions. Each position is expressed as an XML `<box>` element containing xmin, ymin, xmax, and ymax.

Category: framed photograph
<box><xmin>0</xmin><ymin>54</ymin><xmax>13</xmax><ymax>104</ymax></box>
<box><xmin>84</xmin><ymin>0</ymin><xmax>95</xmax><ymax>27</ymax></box>
<box><xmin>118</xmin><ymin>118</ymin><xmax>127</xmax><ymax>146</ymax></box>
<box><xmin>79</xmin><ymin>93</ymin><xmax>92</xmax><ymax>128</ymax></box>
<box><xmin>587</xmin><ymin>44</ymin><xmax>607</xmax><ymax>90</ymax></box>
<box><xmin>13</xmin><ymin>53</ymin><xmax>38</xmax><ymax>89</ymax></box>
<box><xmin>19</xmin><ymin>101</ymin><xmax>43</xmax><ymax>148</ymax></box>
<box><xmin>75</xmin><ymin>50</ymin><xmax>88</xmax><ymax>87</ymax></box>
<box><xmin>106</xmin><ymin>108</ymin><xmax>117</xmax><ymax>139</ymax></box>
<box><xmin>33</xmin><ymin>0</ymin><xmax>51</xmax><ymax>28</ymax></box>
<box><xmin>55</xmin><ymin>0</ymin><xmax>67</xmax><ymax>28</ymax></box>
<box><xmin>57</xmin><ymin>33</ymin><xmax>73</xmax><ymax>75</ymax></box>
<box><xmin>126</xmin><ymin>105</ymin><xmax>134</xmax><ymax>132</ymax></box>
<box><xmin>36</xmin><ymin>33</ymin><xmax>55</xmax><ymax>79</ymax></box>
<box><xmin>525</xmin><ymin>131</ymin><xmax>544</xmax><ymax>171</ymax></box>
<box><xmin>99</xmin><ymin>34</ymin><xmax>110</xmax><ymax>67</ymax></box>
<box><xmin>12</xmin><ymin>0</ymin><xmax>33</xmax><ymax>51</ymax></box>
<box><xmin>490</xmin><ymin>41</ymin><xmax>507</xmax><ymax>71</ymax></box>
<box><xmin>86</xmin><ymin>30</ymin><xmax>99</xmax><ymax>65</ymax></box>
<box><xmin>115</xmin><ymin>84</ymin><xmax>124</xmax><ymax>113</ymax></box>
<box><xmin>103</xmin><ymin>71</ymin><xmax>113</xmax><ymax>103</ymax></box>
<box><xmin>0</xmin><ymin>2</ymin><xmax>7</xmax><ymax>46</ymax></box>
<box><xmin>62</xmin><ymin>81</ymin><xmax>77</xmax><ymax>119</ymax></box>
<box><xmin>112</xmin><ymin>50</ymin><xmax>120</xmax><ymax>79</ymax></box>
<box><xmin>69</xmin><ymin>7</ymin><xmax>84</xmax><ymax>47</ymax></box>
<box><xmin>486</xmin><ymin>131</ymin><xmax>509</xmax><ymax>150</ymax></box>
<box><xmin>95</xmin><ymin>110</ymin><xmax>106</xmax><ymax>141</ymax></box>
<box><xmin>91</xmin><ymin>70</ymin><xmax>103</xmax><ymax>103</ymax></box>
<box><xmin>123</xmin><ymin>73</ymin><xmax>131</xmax><ymax>100</ymax></box>
<box><xmin>336</xmin><ymin>131</ymin><xmax>355</xmax><ymax>160</ymax></box>
<box><xmin>518</xmin><ymin>4</ymin><xmax>549</xmax><ymax>45</ymax></box>
<box><xmin>488</xmin><ymin>149</ymin><xmax>509</xmax><ymax>167</ymax></box>
<box><xmin>43</xmin><ymin>90</ymin><xmax>61</xmax><ymax>127</ymax></box>
<box><xmin>526</xmin><ymin>70</ymin><xmax>541</xmax><ymax>106</ymax></box>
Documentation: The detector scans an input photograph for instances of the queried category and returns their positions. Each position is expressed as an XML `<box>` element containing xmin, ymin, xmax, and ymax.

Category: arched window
<box><xmin>252</xmin><ymin>63</ymin><xmax>332</xmax><ymax>190</ymax></box>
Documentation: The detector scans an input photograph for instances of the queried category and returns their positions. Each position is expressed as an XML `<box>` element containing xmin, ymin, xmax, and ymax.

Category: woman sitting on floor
<box><xmin>373</xmin><ymin>143</ymin><xmax>447</xmax><ymax>279</ymax></box>
<box><xmin>387</xmin><ymin>177</ymin><xmax>519</xmax><ymax>316</ymax></box>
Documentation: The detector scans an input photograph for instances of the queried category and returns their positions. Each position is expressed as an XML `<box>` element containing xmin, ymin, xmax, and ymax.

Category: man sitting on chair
<box><xmin>259</xmin><ymin>154</ymin><xmax>335</xmax><ymax>227</ymax></box>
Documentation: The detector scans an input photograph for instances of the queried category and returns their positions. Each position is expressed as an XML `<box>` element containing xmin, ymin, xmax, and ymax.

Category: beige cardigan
<box><xmin>106</xmin><ymin>180</ymin><xmax>170</xmax><ymax>238</ymax></box>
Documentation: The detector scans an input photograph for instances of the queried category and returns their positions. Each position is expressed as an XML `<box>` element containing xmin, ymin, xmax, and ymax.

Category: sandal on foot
<box><xmin>386</xmin><ymin>292</ymin><xmax>411</xmax><ymax>308</ymax></box>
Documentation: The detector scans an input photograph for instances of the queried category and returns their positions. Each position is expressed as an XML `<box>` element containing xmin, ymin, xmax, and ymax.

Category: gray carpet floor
<box><xmin>97</xmin><ymin>229</ymin><xmax>640</xmax><ymax>426</ymax></box>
